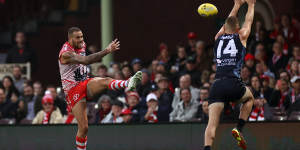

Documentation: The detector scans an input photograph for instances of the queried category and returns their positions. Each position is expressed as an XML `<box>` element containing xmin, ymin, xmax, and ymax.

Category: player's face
<box><xmin>71</xmin><ymin>31</ymin><xmax>84</xmax><ymax>49</ymax></box>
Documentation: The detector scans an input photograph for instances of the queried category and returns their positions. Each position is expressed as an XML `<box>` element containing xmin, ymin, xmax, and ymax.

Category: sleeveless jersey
<box><xmin>213</xmin><ymin>33</ymin><xmax>246</xmax><ymax>79</ymax></box>
<box><xmin>58</xmin><ymin>42</ymin><xmax>89</xmax><ymax>95</ymax></box>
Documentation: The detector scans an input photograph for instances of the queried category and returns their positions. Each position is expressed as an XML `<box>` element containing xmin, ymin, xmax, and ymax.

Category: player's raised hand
<box><xmin>106</xmin><ymin>39</ymin><xmax>120</xmax><ymax>53</ymax></box>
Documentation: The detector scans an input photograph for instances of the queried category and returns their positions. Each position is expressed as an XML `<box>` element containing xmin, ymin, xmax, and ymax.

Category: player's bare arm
<box><xmin>61</xmin><ymin>39</ymin><xmax>120</xmax><ymax>65</ymax></box>
<box><xmin>239</xmin><ymin>0</ymin><xmax>256</xmax><ymax>46</ymax></box>
<box><xmin>215</xmin><ymin>0</ymin><xmax>245</xmax><ymax>40</ymax></box>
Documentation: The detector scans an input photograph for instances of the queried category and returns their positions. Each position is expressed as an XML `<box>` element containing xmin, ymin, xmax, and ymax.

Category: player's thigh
<box><xmin>86</xmin><ymin>77</ymin><xmax>113</xmax><ymax>98</ymax></box>
<box><xmin>72</xmin><ymin>99</ymin><xmax>88</xmax><ymax>126</ymax></box>
<box><xmin>238</xmin><ymin>86</ymin><xmax>254</xmax><ymax>104</ymax></box>
<box><xmin>207</xmin><ymin>102</ymin><xmax>224</xmax><ymax>128</ymax></box>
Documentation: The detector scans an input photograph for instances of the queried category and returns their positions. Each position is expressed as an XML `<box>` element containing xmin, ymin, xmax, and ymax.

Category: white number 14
<box><xmin>216</xmin><ymin>39</ymin><xmax>238</xmax><ymax>58</ymax></box>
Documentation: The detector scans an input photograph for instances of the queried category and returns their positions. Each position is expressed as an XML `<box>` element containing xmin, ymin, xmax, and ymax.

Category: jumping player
<box><xmin>204</xmin><ymin>0</ymin><xmax>256</xmax><ymax>149</ymax></box>
<box><xmin>58</xmin><ymin>27</ymin><xmax>142</xmax><ymax>150</ymax></box>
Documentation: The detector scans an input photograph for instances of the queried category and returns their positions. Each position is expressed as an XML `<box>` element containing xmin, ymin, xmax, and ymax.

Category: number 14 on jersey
<box><xmin>217</xmin><ymin>39</ymin><xmax>238</xmax><ymax>58</ymax></box>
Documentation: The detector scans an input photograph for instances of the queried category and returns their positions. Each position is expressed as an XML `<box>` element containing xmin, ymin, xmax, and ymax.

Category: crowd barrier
<box><xmin>0</xmin><ymin>122</ymin><xmax>300</xmax><ymax>150</ymax></box>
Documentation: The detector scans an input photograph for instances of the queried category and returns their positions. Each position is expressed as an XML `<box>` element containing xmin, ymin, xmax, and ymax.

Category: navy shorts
<box><xmin>208</xmin><ymin>78</ymin><xmax>246</xmax><ymax>105</ymax></box>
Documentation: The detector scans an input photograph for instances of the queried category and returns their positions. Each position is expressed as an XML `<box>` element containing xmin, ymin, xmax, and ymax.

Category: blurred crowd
<box><xmin>1</xmin><ymin>13</ymin><xmax>300</xmax><ymax>125</ymax></box>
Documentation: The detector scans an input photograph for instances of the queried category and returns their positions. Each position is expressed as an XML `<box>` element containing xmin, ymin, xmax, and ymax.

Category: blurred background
<box><xmin>0</xmin><ymin>0</ymin><xmax>300</xmax><ymax>149</ymax></box>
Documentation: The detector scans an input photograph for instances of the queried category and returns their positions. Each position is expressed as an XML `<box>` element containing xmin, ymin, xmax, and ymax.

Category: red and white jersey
<box><xmin>58</xmin><ymin>42</ymin><xmax>89</xmax><ymax>95</ymax></box>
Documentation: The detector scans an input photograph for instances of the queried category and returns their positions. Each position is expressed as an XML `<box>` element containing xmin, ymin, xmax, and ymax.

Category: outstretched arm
<box><xmin>215</xmin><ymin>0</ymin><xmax>245</xmax><ymax>40</ymax></box>
<box><xmin>239</xmin><ymin>0</ymin><xmax>256</xmax><ymax>44</ymax></box>
<box><xmin>61</xmin><ymin>39</ymin><xmax>120</xmax><ymax>65</ymax></box>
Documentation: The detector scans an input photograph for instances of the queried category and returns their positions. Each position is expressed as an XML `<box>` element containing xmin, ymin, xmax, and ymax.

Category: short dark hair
<box><xmin>46</xmin><ymin>85</ymin><xmax>56</xmax><ymax>90</ymax></box>
<box><xmin>180</xmin><ymin>88</ymin><xmax>191</xmax><ymax>94</ymax></box>
<box><xmin>200</xmin><ymin>87</ymin><xmax>209</xmax><ymax>92</ymax></box>
<box><xmin>68</xmin><ymin>27</ymin><xmax>81</xmax><ymax>37</ymax></box>
<box><xmin>97</xmin><ymin>64</ymin><xmax>108</xmax><ymax>71</ymax></box>
<box><xmin>225</xmin><ymin>16</ymin><xmax>239</xmax><ymax>31</ymax></box>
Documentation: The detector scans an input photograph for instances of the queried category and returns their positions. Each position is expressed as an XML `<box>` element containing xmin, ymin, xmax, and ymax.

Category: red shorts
<box><xmin>66</xmin><ymin>78</ymin><xmax>92</xmax><ymax>112</ymax></box>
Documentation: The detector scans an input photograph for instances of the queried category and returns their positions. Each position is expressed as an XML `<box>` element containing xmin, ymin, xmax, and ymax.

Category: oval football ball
<box><xmin>198</xmin><ymin>3</ymin><xmax>218</xmax><ymax>17</ymax></box>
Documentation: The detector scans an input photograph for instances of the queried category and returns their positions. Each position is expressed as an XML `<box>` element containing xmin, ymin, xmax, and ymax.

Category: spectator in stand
<box><xmin>143</xmin><ymin>87</ymin><xmax>160</xmax><ymax>123</ymax></box>
<box><xmin>32</xmin><ymin>81</ymin><xmax>43</xmax><ymax>114</ymax></box>
<box><xmin>125</xmin><ymin>91</ymin><xmax>142</xmax><ymax>122</ymax></box>
<box><xmin>120</xmin><ymin>108</ymin><xmax>133</xmax><ymax>123</ymax></box>
<box><xmin>268</xmin><ymin>42</ymin><xmax>289</xmax><ymax>77</ymax></box>
<box><xmin>200</xmin><ymin>70</ymin><xmax>210</xmax><ymax>87</ymax></box>
<box><xmin>241</xmin><ymin>66</ymin><xmax>251</xmax><ymax>85</ymax></box>
<box><xmin>186</xmin><ymin>32</ymin><xmax>197</xmax><ymax>55</ymax></box>
<box><xmin>288</xmin><ymin>60</ymin><xmax>299</xmax><ymax>77</ymax></box>
<box><xmin>131</xmin><ymin>58</ymin><xmax>142</xmax><ymax>74</ymax></box>
<box><xmin>149</xmin><ymin>60</ymin><xmax>159</xmax><ymax>81</ymax></box>
<box><xmin>244</xmin><ymin>53</ymin><xmax>256</xmax><ymax>73</ymax></box>
<box><xmin>172</xmin><ymin>74</ymin><xmax>200</xmax><ymax>109</ymax></box>
<box><xmin>101</xmin><ymin>100</ymin><xmax>124</xmax><ymax>123</ymax></box>
<box><xmin>156</xmin><ymin>76</ymin><xmax>173</xmax><ymax>122</ymax></box>
<box><xmin>170</xmin><ymin>88</ymin><xmax>199</xmax><ymax>122</ymax></box>
<box><xmin>209</xmin><ymin>72</ymin><xmax>216</xmax><ymax>85</ymax></box>
<box><xmin>121</xmin><ymin>64</ymin><xmax>132</xmax><ymax>80</ymax></box>
<box><xmin>32</xmin><ymin>92</ymin><xmax>63</xmax><ymax>124</ymax></box>
<box><xmin>137</xmin><ymin>69</ymin><xmax>152</xmax><ymax>97</ymax></box>
<box><xmin>0</xmin><ymin>88</ymin><xmax>19</xmax><ymax>119</ymax></box>
<box><xmin>196</xmin><ymin>99</ymin><xmax>209</xmax><ymax>122</ymax></box>
<box><xmin>279</xmin><ymin>70</ymin><xmax>290</xmax><ymax>81</ymax></box>
<box><xmin>269</xmin><ymin>19</ymin><xmax>281</xmax><ymax>40</ymax></box>
<box><xmin>199</xmin><ymin>87</ymin><xmax>209</xmax><ymax>103</ymax></box>
<box><xmin>276</xmin><ymin>34</ymin><xmax>289</xmax><ymax>55</ymax></box>
<box><xmin>170</xmin><ymin>45</ymin><xmax>187</xmax><ymax>75</ymax></box>
<box><xmin>288</xmin><ymin>45</ymin><xmax>300</xmax><ymax>65</ymax></box>
<box><xmin>46</xmin><ymin>85</ymin><xmax>67</xmax><ymax>115</ymax></box>
<box><xmin>108</xmin><ymin>62</ymin><xmax>121</xmax><ymax>77</ymax></box>
<box><xmin>250</xmin><ymin>75</ymin><xmax>262</xmax><ymax>98</ymax></box>
<box><xmin>248</xmin><ymin>98</ymin><xmax>266</xmax><ymax>121</ymax></box>
<box><xmin>6</xmin><ymin>31</ymin><xmax>37</xmax><ymax>71</ymax></box>
<box><xmin>2</xmin><ymin>76</ymin><xmax>19</xmax><ymax>100</ymax></box>
<box><xmin>254</xmin><ymin>43</ymin><xmax>267</xmax><ymax>63</ymax></box>
<box><xmin>269</xmin><ymin>79</ymin><xmax>291</xmax><ymax>111</ymax></box>
<box><xmin>12</xmin><ymin>66</ymin><xmax>25</xmax><ymax>94</ymax></box>
<box><xmin>194</xmin><ymin>41</ymin><xmax>211</xmax><ymax>73</ymax></box>
<box><xmin>260</xmin><ymin>75</ymin><xmax>274</xmax><ymax>103</ymax></box>
<box><xmin>97</xmin><ymin>64</ymin><xmax>108</xmax><ymax>78</ymax></box>
<box><xmin>255</xmin><ymin>63</ymin><xmax>264</xmax><ymax>76</ymax></box>
<box><xmin>18</xmin><ymin>84</ymin><xmax>36</xmax><ymax>121</ymax></box>
<box><xmin>113</xmin><ymin>71</ymin><xmax>124</xmax><ymax>80</ymax></box>
<box><xmin>280</xmin><ymin>14</ymin><xmax>299</xmax><ymax>44</ymax></box>
<box><xmin>156</xmin><ymin>43</ymin><xmax>171</xmax><ymax>69</ymax></box>
<box><xmin>287</xmin><ymin>76</ymin><xmax>300</xmax><ymax>116</ymax></box>
<box><xmin>94</xmin><ymin>95</ymin><xmax>112</xmax><ymax>124</ymax></box>
<box><xmin>33</xmin><ymin>81</ymin><xmax>43</xmax><ymax>97</ymax></box>
<box><xmin>86</xmin><ymin>44</ymin><xmax>98</xmax><ymax>55</ymax></box>
<box><xmin>195</xmin><ymin>87</ymin><xmax>209</xmax><ymax>121</ymax></box>
<box><xmin>261</xmin><ymin>62</ymin><xmax>275</xmax><ymax>79</ymax></box>
<box><xmin>156</xmin><ymin>61</ymin><xmax>167</xmax><ymax>75</ymax></box>
<box><xmin>179</xmin><ymin>56</ymin><xmax>201</xmax><ymax>87</ymax></box>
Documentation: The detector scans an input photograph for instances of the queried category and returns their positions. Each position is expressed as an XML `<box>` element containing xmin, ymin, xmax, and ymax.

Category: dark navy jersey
<box><xmin>213</xmin><ymin>33</ymin><xmax>246</xmax><ymax>79</ymax></box>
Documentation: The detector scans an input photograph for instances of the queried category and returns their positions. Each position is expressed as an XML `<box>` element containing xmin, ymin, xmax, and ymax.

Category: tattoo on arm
<box><xmin>61</xmin><ymin>49</ymin><xmax>110</xmax><ymax>65</ymax></box>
